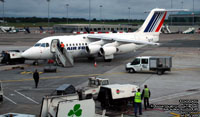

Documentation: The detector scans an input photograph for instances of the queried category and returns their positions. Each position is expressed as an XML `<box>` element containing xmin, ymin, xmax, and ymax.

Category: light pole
<box><xmin>89</xmin><ymin>0</ymin><xmax>91</xmax><ymax>30</ymax></box>
<box><xmin>66</xmin><ymin>4</ymin><xmax>69</xmax><ymax>24</ymax></box>
<box><xmin>192</xmin><ymin>0</ymin><xmax>194</xmax><ymax>25</ymax></box>
<box><xmin>170</xmin><ymin>0</ymin><xmax>173</xmax><ymax>25</ymax></box>
<box><xmin>0</xmin><ymin>0</ymin><xmax>5</xmax><ymax>24</ymax></box>
<box><xmin>99</xmin><ymin>5</ymin><xmax>102</xmax><ymax>23</ymax></box>
<box><xmin>181</xmin><ymin>0</ymin><xmax>184</xmax><ymax>9</ymax></box>
<box><xmin>47</xmin><ymin>0</ymin><xmax>50</xmax><ymax>31</ymax></box>
<box><xmin>128</xmin><ymin>7</ymin><xmax>131</xmax><ymax>24</ymax></box>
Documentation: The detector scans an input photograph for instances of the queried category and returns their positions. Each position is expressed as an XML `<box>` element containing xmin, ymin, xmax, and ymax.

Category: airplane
<box><xmin>21</xmin><ymin>8</ymin><xmax>187</xmax><ymax>65</ymax></box>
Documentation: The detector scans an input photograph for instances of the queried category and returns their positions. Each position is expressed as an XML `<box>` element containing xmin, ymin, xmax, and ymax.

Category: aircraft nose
<box><xmin>21</xmin><ymin>47</ymin><xmax>40</xmax><ymax>59</ymax></box>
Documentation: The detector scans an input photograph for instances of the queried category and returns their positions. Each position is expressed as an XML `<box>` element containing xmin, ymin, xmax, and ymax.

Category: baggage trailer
<box><xmin>97</xmin><ymin>84</ymin><xmax>139</xmax><ymax>110</ymax></box>
<box><xmin>125</xmin><ymin>56</ymin><xmax>172</xmax><ymax>75</ymax></box>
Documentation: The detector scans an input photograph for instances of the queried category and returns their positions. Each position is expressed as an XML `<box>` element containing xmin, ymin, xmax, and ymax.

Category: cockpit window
<box><xmin>46</xmin><ymin>43</ymin><xmax>49</xmax><ymax>47</ymax></box>
<box><xmin>41</xmin><ymin>43</ymin><xmax>46</xmax><ymax>47</ymax></box>
<box><xmin>34</xmin><ymin>43</ymin><xmax>41</xmax><ymax>47</ymax></box>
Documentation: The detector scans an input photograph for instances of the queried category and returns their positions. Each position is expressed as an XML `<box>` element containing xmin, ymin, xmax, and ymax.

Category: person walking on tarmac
<box><xmin>134</xmin><ymin>88</ymin><xmax>142</xmax><ymax>117</ymax></box>
<box><xmin>142</xmin><ymin>85</ymin><xmax>151</xmax><ymax>110</ymax></box>
<box><xmin>33</xmin><ymin>69</ymin><xmax>40</xmax><ymax>88</ymax></box>
<box><xmin>60</xmin><ymin>42</ymin><xmax>65</xmax><ymax>54</ymax></box>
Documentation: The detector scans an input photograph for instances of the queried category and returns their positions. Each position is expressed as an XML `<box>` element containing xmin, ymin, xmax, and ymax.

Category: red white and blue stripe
<box><xmin>144</xmin><ymin>11</ymin><xmax>167</xmax><ymax>32</ymax></box>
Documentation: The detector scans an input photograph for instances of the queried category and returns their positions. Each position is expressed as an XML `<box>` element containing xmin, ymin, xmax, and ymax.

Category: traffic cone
<box><xmin>94</xmin><ymin>61</ymin><xmax>97</xmax><ymax>67</ymax></box>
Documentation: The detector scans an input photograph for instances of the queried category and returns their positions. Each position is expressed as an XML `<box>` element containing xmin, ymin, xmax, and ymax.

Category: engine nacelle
<box><xmin>86</xmin><ymin>45</ymin><xmax>101</xmax><ymax>54</ymax></box>
<box><xmin>116</xmin><ymin>43</ymin><xmax>137</xmax><ymax>54</ymax></box>
<box><xmin>100</xmin><ymin>46</ymin><xmax>117</xmax><ymax>56</ymax></box>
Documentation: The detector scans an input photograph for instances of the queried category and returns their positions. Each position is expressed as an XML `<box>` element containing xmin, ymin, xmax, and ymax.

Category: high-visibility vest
<box><xmin>144</xmin><ymin>88</ymin><xmax>149</xmax><ymax>98</ymax></box>
<box><xmin>134</xmin><ymin>92</ymin><xmax>142</xmax><ymax>103</ymax></box>
<box><xmin>60</xmin><ymin>43</ymin><xmax>65</xmax><ymax>48</ymax></box>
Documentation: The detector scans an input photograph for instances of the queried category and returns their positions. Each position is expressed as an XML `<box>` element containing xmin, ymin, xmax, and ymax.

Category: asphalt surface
<box><xmin>0</xmin><ymin>33</ymin><xmax>200</xmax><ymax>117</ymax></box>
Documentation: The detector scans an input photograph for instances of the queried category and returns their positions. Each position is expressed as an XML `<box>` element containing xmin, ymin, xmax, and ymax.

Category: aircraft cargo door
<box><xmin>51</xmin><ymin>39</ymin><xmax>60</xmax><ymax>53</ymax></box>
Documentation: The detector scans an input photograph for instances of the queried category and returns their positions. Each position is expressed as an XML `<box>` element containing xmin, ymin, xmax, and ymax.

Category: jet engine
<box><xmin>100</xmin><ymin>46</ymin><xmax>117</xmax><ymax>56</ymax></box>
<box><xmin>116</xmin><ymin>43</ymin><xmax>138</xmax><ymax>54</ymax></box>
<box><xmin>86</xmin><ymin>45</ymin><xmax>101</xmax><ymax>54</ymax></box>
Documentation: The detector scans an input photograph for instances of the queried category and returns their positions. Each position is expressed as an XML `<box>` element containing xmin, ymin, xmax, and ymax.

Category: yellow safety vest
<box><xmin>134</xmin><ymin>92</ymin><xmax>142</xmax><ymax>103</ymax></box>
<box><xmin>144</xmin><ymin>88</ymin><xmax>149</xmax><ymax>98</ymax></box>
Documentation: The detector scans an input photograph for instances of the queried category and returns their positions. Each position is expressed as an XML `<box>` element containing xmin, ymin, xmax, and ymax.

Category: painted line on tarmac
<box><xmin>1</xmin><ymin>67</ymin><xmax>200</xmax><ymax>83</ymax></box>
<box><xmin>150</xmin><ymin>90</ymin><xmax>200</xmax><ymax>103</ymax></box>
<box><xmin>14</xmin><ymin>90</ymin><xmax>40</xmax><ymax>105</ymax></box>
<box><xmin>4</xmin><ymin>95</ymin><xmax>17</xmax><ymax>105</ymax></box>
<box><xmin>1</xmin><ymin>72</ymin><xmax>126</xmax><ymax>83</ymax></box>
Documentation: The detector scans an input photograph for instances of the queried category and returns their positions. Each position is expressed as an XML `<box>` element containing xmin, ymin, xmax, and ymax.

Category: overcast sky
<box><xmin>0</xmin><ymin>0</ymin><xmax>199</xmax><ymax>19</ymax></box>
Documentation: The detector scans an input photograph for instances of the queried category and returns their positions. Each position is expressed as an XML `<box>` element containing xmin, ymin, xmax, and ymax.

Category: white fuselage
<box><xmin>21</xmin><ymin>32</ymin><xmax>159</xmax><ymax>60</ymax></box>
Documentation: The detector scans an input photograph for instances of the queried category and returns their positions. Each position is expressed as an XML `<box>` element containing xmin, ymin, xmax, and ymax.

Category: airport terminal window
<box><xmin>34</xmin><ymin>43</ymin><xmax>41</xmax><ymax>47</ymax></box>
<box><xmin>142</xmin><ymin>59</ymin><xmax>148</xmax><ymax>64</ymax></box>
<box><xmin>131</xmin><ymin>58</ymin><xmax>140</xmax><ymax>65</ymax></box>
<box><xmin>46</xmin><ymin>43</ymin><xmax>49</xmax><ymax>47</ymax></box>
<box><xmin>41</xmin><ymin>43</ymin><xmax>46</xmax><ymax>47</ymax></box>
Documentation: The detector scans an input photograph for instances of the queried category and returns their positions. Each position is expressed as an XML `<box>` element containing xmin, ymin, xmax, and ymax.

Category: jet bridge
<box><xmin>50</xmin><ymin>39</ymin><xmax>74</xmax><ymax>67</ymax></box>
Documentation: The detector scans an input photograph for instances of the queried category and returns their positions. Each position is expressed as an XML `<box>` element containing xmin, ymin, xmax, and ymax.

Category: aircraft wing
<box><xmin>87</xmin><ymin>35</ymin><xmax>160</xmax><ymax>46</ymax></box>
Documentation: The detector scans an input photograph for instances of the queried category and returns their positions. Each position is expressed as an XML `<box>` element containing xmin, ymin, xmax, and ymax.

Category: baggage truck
<box><xmin>1</xmin><ymin>50</ymin><xmax>25</xmax><ymax>65</ymax></box>
<box><xmin>125</xmin><ymin>56</ymin><xmax>172</xmax><ymax>75</ymax></box>
<box><xmin>77</xmin><ymin>77</ymin><xmax>109</xmax><ymax>99</ymax></box>
<box><xmin>97</xmin><ymin>84</ymin><xmax>139</xmax><ymax>110</ymax></box>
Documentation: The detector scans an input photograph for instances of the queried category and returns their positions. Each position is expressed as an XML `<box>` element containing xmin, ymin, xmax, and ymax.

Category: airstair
<box><xmin>50</xmin><ymin>39</ymin><xmax>74</xmax><ymax>67</ymax></box>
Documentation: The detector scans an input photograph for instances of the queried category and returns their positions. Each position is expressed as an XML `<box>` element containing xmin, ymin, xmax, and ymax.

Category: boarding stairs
<box><xmin>50</xmin><ymin>39</ymin><xmax>74</xmax><ymax>67</ymax></box>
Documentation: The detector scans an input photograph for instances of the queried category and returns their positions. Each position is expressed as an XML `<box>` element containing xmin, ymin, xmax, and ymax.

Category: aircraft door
<box><xmin>51</xmin><ymin>39</ymin><xmax>60</xmax><ymax>53</ymax></box>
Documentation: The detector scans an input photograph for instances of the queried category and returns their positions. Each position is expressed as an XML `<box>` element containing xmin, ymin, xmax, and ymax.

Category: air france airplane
<box><xmin>21</xmin><ymin>8</ymin><xmax>185</xmax><ymax>64</ymax></box>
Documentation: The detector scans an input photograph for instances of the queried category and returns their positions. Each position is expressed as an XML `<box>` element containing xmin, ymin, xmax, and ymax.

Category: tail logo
<box><xmin>144</xmin><ymin>11</ymin><xmax>167</xmax><ymax>32</ymax></box>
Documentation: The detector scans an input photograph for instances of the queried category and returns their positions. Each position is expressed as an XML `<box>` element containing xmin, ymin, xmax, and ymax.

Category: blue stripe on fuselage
<box><xmin>144</xmin><ymin>12</ymin><xmax>158</xmax><ymax>32</ymax></box>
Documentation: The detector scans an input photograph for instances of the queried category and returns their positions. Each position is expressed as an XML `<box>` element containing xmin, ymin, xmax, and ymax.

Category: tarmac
<box><xmin>0</xmin><ymin>33</ymin><xmax>200</xmax><ymax>117</ymax></box>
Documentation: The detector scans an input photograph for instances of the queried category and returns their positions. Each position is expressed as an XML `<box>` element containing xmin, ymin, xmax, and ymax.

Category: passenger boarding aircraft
<box><xmin>21</xmin><ymin>8</ymin><xmax>186</xmax><ymax>64</ymax></box>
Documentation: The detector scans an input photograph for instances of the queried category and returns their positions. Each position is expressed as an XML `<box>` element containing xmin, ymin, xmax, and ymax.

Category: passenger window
<box><xmin>79</xmin><ymin>43</ymin><xmax>81</xmax><ymax>45</ymax></box>
<box><xmin>142</xmin><ymin>59</ymin><xmax>148</xmax><ymax>64</ymax></box>
<box><xmin>46</xmin><ymin>43</ymin><xmax>49</xmax><ymax>47</ymax></box>
<box><xmin>131</xmin><ymin>58</ymin><xmax>140</xmax><ymax>65</ymax></box>
<box><xmin>76</xmin><ymin>43</ymin><xmax>78</xmax><ymax>46</ymax></box>
<box><xmin>66</xmin><ymin>44</ymin><xmax>68</xmax><ymax>46</ymax></box>
<box><xmin>85</xmin><ymin>43</ymin><xmax>87</xmax><ymax>45</ymax></box>
<box><xmin>41</xmin><ymin>43</ymin><xmax>46</xmax><ymax>47</ymax></box>
<box><xmin>70</xmin><ymin>44</ymin><xmax>71</xmax><ymax>46</ymax></box>
<box><xmin>34</xmin><ymin>43</ymin><xmax>41</xmax><ymax>47</ymax></box>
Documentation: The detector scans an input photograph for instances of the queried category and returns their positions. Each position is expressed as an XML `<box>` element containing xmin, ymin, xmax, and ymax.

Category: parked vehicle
<box><xmin>1</xmin><ymin>50</ymin><xmax>25</xmax><ymax>65</ymax></box>
<box><xmin>97</xmin><ymin>84</ymin><xmax>139</xmax><ymax>110</ymax></box>
<box><xmin>125</xmin><ymin>56</ymin><xmax>172</xmax><ymax>75</ymax></box>
<box><xmin>77</xmin><ymin>77</ymin><xmax>109</xmax><ymax>99</ymax></box>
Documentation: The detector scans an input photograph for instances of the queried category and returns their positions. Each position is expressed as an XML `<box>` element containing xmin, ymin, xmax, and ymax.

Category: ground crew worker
<box><xmin>134</xmin><ymin>88</ymin><xmax>142</xmax><ymax>117</ymax></box>
<box><xmin>142</xmin><ymin>85</ymin><xmax>151</xmax><ymax>110</ymax></box>
<box><xmin>60</xmin><ymin>42</ymin><xmax>65</xmax><ymax>53</ymax></box>
<box><xmin>33</xmin><ymin>69</ymin><xmax>40</xmax><ymax>88</ymax></box>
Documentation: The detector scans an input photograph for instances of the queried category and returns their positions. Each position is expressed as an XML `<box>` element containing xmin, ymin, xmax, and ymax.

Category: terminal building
<box><xmin>168</xmin><ymin>11</ymin><xmax>200</xmax><ymax>25</ymax></box>
<box><xmin>53</xmin><ymin>24</ymin><xmax>139</xmax><ymax>33</ymax></box>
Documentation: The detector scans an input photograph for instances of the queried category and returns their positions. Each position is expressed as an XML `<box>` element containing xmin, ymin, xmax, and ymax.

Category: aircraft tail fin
<box><xmin>137</xmin><ymin>8</ymin><xmax>189</xmax><ymax>33</ymax></box>
<box><xmin>137</xmin><ymin>8</ymin><xmax>167</xmax><ymax>33</ymax></box>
